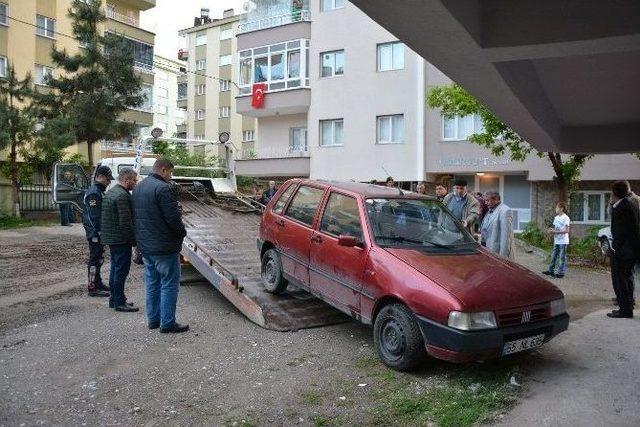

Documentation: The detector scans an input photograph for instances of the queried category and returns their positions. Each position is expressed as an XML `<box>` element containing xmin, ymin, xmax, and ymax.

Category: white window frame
<box><xmin>219</xmin><ymin>106</ymin><xmax>231</xmax><ymax>118</ymax></box>
<box><xmin>196</xmin><ymin>109</ymin><xmax>205</xmax><ymax>121</ymax></box>
<box><xmin>320</xmin><ymin>119</ymin><xmax>344</xmax><ymax>147</ymax></box>
<box><xmin>155</xmin><ymin>104</ymin><xmax>168</xmax><ymax>115</ymax></box>
<box><xmin>196</xmin><ymin>59</ymin><xmax>206</xmax><ymax>71</ymax></box>
<box><xmin>219</xmin><ymin>54</ymin><xmax>232</xmax><ymax>67</ymax></box>
<box><xmin>290</xmin><ymin>127</ymin><xmax>308</xmax><ymax>152</ymax></box>
<box><xmin>570</xmin><ymin>191</ymin><xmax>612</xmax><ymax>224</ymax></box>
<box><xmin>220</xmin><ymin>27</ymin><xmax>233</xmax><ymax>41</ymax></box>
<box><xmin>376</xmin><ymin>114</ymin><xmax>404</xmax><ymax>144</ymax></box>
<box><xmin>242</xmin><ymin>130</ymin><xmax>255</xmax><ymax>142</ymax></box>
<box><xmin>196</xmin><ymin>84</ymin><xmax>206</xmax><ymax>96</ymax></box>
<box><xmin>320</xmin><ymin>50</ymin><xmax>344</xmax><ymax>78</ymax></box>
<box><xmin>219</xmin><ymin>79</ymin><xmax>231</xmax><ymax>92</ymax></box>
<box><xmin>377</xmin><ymin>42</ymin><xmax>404</xmax><ymax>72</ymax></box>
<box><xmin>0</xmin><ymin>3</ymin><xmax>8</xmax><ymax>27</ymax></box>
<box><xmin>0</xmin><ymin>55</ymin><xmax>7</xmax><ymax>78</ymax></box>
<box><xmin>36</xmin><ymin>15</ymin><xmax>55</xmax><ymax>39</ymax></box>
<box><xmin>441</xmin><ymin>114</ymin><xmax>484</xmax><ymax>141</ymax></box>
<box><xmin>34</xmin><ymin>64</ymin><xmax>53</xmax><ymax>86</ymax></box>
<box><xmin>195</xmin><ymin>33</ymin><xmax>207</xmax><ymax>46</ymax></box>
<box><xmin>321</xmin><ymin>0</ymin><xmax>345</xmax><ymax>12</ymax></box>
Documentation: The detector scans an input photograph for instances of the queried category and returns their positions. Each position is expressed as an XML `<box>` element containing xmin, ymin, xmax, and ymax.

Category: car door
<box><xmin>278</xmin><ymin>184</ymin><xmax>327</xmax><ymax>288</ymax></box>
<box><xmin>310</xmin><ymin>191</ymin><xmax>367</xmax><ymax>315</ymax></box>
<box><xmin>52</xmin><ymin>163</ymin><xmax>90</xmax><ymax>212</ymax></box>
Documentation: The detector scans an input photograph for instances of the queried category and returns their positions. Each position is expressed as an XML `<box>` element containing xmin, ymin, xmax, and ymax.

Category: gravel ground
<box><xmin>0</xmin><ymin>224</ymin><xmax>628</xmax><ymax>426</ymax></box>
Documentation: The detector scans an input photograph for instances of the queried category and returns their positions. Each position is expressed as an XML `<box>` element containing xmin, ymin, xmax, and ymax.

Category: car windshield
<box><xmin>365</xmin><ymin>198</ymin><xmax>478</xmax><ymax>250</ymax></box>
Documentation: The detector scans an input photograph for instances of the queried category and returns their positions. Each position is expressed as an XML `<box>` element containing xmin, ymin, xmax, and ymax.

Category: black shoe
<box><xmin>97</xmin><ymin>284</ymin><xmax>110</xmax><ymax>292</ymax></box>
<box><xmin>160</xmin><ymin>323</ymin><xmax>189</xmax><ymax>333</ymax></box>
<box><xmin>109</xmin><ymin>301</ymin><xmax>134</xmax><ymax>308</ymax></box>
<box><xmin>554</xmin><ymin>273</ymin><xmax>565</xmax><ymax>278</ymax></box>
<box><xmin>88</xmin><ymin>289</ymin><xmax>110</xmax><ymax>297</ymax></box>
<box><xmin>606</xmin><ymin>310</ymin><xmax>633</xmax><ymax>319</ymax></box>
<box><xmin>542</xmin><ymin>271</ymin><xmax>554</xmax><ymax>276</ymax></box>
<box><xmin>148</xmin><ymin>322</ymin><xmax>160</xmax><ymax>330</ymax></box>
<box><xmin>114</xmin><ymin>305</ymin><xmax>139</xmax><ymax>312</ymax></box>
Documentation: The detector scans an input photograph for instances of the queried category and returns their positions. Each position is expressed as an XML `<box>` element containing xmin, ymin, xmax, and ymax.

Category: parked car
<box><xmin>597</xmin><ymin>226</ymin><xmax>613</xmax><ymax>255</ymax></box>
<box><xmin>258</xmin><ymin>180</ymin><xmax>569</xmax><ymax>370</ymax></box>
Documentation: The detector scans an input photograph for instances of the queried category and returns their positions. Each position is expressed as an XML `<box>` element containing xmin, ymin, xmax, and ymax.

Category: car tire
<box><xmin>599</xmin><ymin>237</ymin><xmax>611</xmax><ymax>256</ymax></box>
<box><xmin>373</xmin><ymin>303</ymin><xmax>426</xmax><ymax>371</ymax></box>
<box><xmin>261</xmin><ymin>249</ymin><xmax>288</xmax><ymax>294</ymax></box>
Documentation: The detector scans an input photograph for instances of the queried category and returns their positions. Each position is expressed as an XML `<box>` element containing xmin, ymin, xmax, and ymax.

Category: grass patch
<box><xmin>222</xmin><ymin>416</ymin><xmax>256</xmax><ymax>427</ymax></box>
<box><xmin>300</xmin><ymin>390</ymin><xmax>324</xmax><ymax>406</ymax></box>
<box><xmin>311</xmin><ymin>414</ymin><xmax>350</xmax><ymax>427</ymax></box>
<box><xmin>0</xmin><ymin>214</ymin><xmax>34</xmax><ymax>230</ymax></box>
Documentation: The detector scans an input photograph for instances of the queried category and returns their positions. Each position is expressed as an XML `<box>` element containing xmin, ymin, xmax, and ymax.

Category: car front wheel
<box><xmin>261</xmin><ymin>249</ymin><xmax>288</xmax><ymax>294</ymax></box>
<box><xmin>373</xmin><ymin>303</ymin><xmax>426</xmax><ymax>371</ymax></box>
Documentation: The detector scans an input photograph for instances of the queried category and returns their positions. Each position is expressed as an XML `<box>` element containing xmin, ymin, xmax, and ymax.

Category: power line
<box><xmin>6</xmin><ymin>15</ymin><xmax>79</xmax><ymax>40</ymax></box>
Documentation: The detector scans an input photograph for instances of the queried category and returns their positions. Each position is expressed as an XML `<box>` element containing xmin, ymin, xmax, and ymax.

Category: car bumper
<box><xmin>416</xmin><ymin>313</ymin><xmax>570</xmax><ymax>363</ymax></box>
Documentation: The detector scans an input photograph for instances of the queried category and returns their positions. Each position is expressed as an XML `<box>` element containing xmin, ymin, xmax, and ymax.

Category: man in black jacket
<box><xmin>83</xmin><ymin>166</ymin><xmax>113</xmax><ymax>297</ymax></box>
<box><xmin>607</xmin><ymin>181</ymin><xmax>640</xmax><ymax>319</ymax></box>
<box><xmin>132</xmin><ymin>158</ymin><xmax>189</xmax><ymax>333</ymax></box>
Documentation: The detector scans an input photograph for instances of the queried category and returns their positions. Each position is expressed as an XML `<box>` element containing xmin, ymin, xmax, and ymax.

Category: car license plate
<box><xmin>502</xmin><ymin>333</ymin><xmax>545</xmax><ymax>356</ymax></box>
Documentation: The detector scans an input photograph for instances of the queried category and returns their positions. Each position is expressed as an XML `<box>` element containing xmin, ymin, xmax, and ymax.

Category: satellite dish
<box><xmin>151</xmin><ymin>127</ymin><xmax>163</xmax><ymax>139</ymax></box>
<box><xmin>218</xmin><ymin>132</ymin><xmax>230</xmax><ymax>144</ymax></box>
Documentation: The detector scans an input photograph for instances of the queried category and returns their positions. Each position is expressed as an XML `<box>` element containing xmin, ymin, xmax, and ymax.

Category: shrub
<box><xmin>518</xmin><ymin>222</ymin><xmax>552</xmax><ymax>251</ymax></box>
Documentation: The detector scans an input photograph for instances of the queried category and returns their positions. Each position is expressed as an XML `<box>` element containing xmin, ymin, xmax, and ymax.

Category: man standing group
<box><xmin>480</xmin><ymin>191</ymin><xmax>515</xmax><ymax>259</ymax></box>
<box><xmin>442</xmin><ymin>178</ymin><xmax>479</xmax><ymax>233</ymax></box>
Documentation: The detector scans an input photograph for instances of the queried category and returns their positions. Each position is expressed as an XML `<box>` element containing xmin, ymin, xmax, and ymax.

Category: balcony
<box><xmin>239</xmin><ymin>9</ymin><xmax>311</xmax><ymax>34</ymax></box>
<box><xmin>236</xmin><ymin>87</ymin><xmax>310</xmax><ymax>118</ymax></box>
<box><xmin>235</xmin><ymin>147</ymin><xmax>310</xmax><ymax>177</ymax></box>
<box><xmin>178</xmin><ymin>48</ymin><xmax>188</xmax><ymax>61</ymax></box>
<box><xmin>106</xmin><ymin>5</ymin><xmax>138</xmax><ymax>27</ymax></box>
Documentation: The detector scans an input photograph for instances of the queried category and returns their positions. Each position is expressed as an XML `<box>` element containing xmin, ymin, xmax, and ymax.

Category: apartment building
<box><xmin>178</xmin><ymin>8</ymin><xmax>255</xmax><ymax>157</ymax></box>
<box><xmin>0</xmin><ymin>0</ymin><xmax>156</xmax><ymax>163</ymax></box>
<box><xmin>141</xmin><ymin>54</ymin><xmax>184</xmax><ymax>139</ymax></box>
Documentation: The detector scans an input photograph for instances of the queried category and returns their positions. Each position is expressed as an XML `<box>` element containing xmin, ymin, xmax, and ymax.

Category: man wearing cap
<box><xmin>442</xmin><ymin>178</ymin><xmax>480</xmax><ymax>233</ymax></box>
<box><xmin>83</xmin><ymin>166</ymin><xmax>113</xmax><ymax>297</ymax></box>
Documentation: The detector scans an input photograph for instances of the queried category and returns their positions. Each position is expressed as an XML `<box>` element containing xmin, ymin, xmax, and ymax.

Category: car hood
<box><xmin>385</xmin><ymin>247</ymin><xmax>563</xmax><ymax>311</ymax></box>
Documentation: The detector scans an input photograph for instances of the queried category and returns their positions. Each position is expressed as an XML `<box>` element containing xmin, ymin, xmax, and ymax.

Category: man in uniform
<box><xmin>83</xmin><ymin>166</ymin><xmax>113</xmax><ymax>297</ymax></box>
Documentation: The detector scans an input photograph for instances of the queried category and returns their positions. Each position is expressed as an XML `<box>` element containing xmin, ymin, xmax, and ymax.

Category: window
<box><xmin>155</xmin><ymin>104</ymin><xmax>168</xmax><ymax>115</ymax></box>
<box><xmin>219</xmin><ymin>54</ymin><xmax>232</xmax><ymax>66</ymax></box>
<box><xmin>242</xmin><ymin>130</ymin><xmax>254</xmax><ymax>142</ymax></box>
<box><xmin>0</xmin><ymin>56</ymin><xmax>6</xmax><ymax>78</ymax></box>
<box><xmin>321</xmin><ymin>0</ymin><xmax>345</xmax><ymax>11</ymax></box>
<box><xmin>273</xmin><ymin>184</ymin><xmax>297</xmax><ymax>215</ymax></box>
<box><xmin>194</xmin><ymin>134</ymin><xmax>205</xmax><ymax>140</ymax></box>
<box><xmin>219</xmin><ymin>79</ymin><xmax>231</xmax><ymax>91</ymax></box>
<box><xmin>290</xmin><ymin>127</ymin><xmax>308</xmax><ymax>152</ymax></box>
<box><xmin>320</xmin><ymin>193</ymin><xmax>363</xmax><ymax>239</ymax></box>
<box><xmin>195</xmin><ymin>33</ymin><xmax>207</xmax><ymax>46</ymax></box>
<box><xmin>377</xmin><ymin>115</ymin><xmax>404</xmax><ymax>144</ymax></box>
<box><xmin>34</xmin><ymin>65</ymin><xmax>53</xmax><ymax>86</ymax></box>
<box><xmin>196</xmin><ymin>84</ymin><xmax>206</xmax><ymax>95</ymax></box>
<box><xmin>377</xmin><ymin>42</ymin><xmax>404</xmax><ymax>71</ymax></box>
<box><xmin>107</xmin><ymin>33</ymin><xmax>153</xmax><ymax>70</ymax></box>
<box><xmin>196</xmin><ymin>59</ymin><xmax>206</xmax><ymax>71</ymax></box>
<box><xmin>219</xmin><ymin>106</ymin><xmax>231</xmax><ymax>118</ymax></box>
<box><xmin>569</xmin><ymin>191</ymin><xmax>611</xmax><ymax>223</ymax></box>
<box><xmin>0</xmin><ymin>3</ymin><xmax>7</xmax><ymax>26</ymax></box>
<box><xmin>285</xmin><ymin>186</ymin><xmax>326</xmax><ymax>227</ymax></box>
<box><xmin>157</xmin><ymin>87</ymin><xmax>168</xmax><ymax>98</ymax></box>
<box><xmin>220</xmin><ymin>26</ymin><xmax>233</xmax><ymax>40</ymax></box>
<box><xmin>139</xmin><ymin>84</ymin><xmax>153</xmax><ymax>111</ymax></box>
<box><xmin>320</xmin><ymin>119</ymin><xmax>343</xmax><ymax>147</ymax></box>
<box><xmin>320</xmin><ymin>50</ymin><xmax>344</xmax><ymax>78</ymax></box>
<box><xmin>196</xmin><ymin>109</ymin><xmax>205</xmax><ymax>121</ymax></box>
<box><xmin>177</xmin><ymin>82</ymin><xmax>187</xmax><ymax>99</ymax></box>
<box><xmin>442</xmin><ymin>114</ymin><xmax>485</xmax><ymax>141</ymax></box>
<box><xmin>36</xmin><ymin>15</ymin><xmax>55</xmax><ymax>38</ymax></box>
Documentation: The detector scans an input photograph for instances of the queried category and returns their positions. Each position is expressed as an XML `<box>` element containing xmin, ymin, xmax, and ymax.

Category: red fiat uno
<box><xmin>258</xmin><ymin>180</ymin><xmax>569</xmax><ymax>370</ymax></box>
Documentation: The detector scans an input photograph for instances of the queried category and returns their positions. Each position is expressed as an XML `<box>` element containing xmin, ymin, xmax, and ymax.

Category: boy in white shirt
<box><xmin>543</xmin><ymin>202</ymin><xmax>571</xmax><ymax>278</ymax></box>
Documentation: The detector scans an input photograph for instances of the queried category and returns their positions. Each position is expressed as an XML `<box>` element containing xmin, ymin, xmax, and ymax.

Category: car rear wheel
<box><xmin>373</xmin><ymin>303</ymin><xmax>426</xmax><ymax>371</ymax></box>
<box><xmin>261</xmin><ymin>249</ymin><xmax>288</xmax><ymax>294</ymax></box>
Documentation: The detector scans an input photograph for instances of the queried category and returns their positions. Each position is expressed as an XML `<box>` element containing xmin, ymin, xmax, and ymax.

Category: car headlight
<box><xmin>549</xmin><ymin>298</ymin><xmax>566</xmax><ymax>317</ymax></box>
<box><xmin>448</xmin><ymin>311</ymin><xmax>497</xmax><ymax>330</ymax></box>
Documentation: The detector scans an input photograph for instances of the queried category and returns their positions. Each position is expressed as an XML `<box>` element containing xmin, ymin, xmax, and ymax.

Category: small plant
<box><xmin>518</xmin><ymin>222</ymin><xmax>552</xmax><ymax>251</ymax></box>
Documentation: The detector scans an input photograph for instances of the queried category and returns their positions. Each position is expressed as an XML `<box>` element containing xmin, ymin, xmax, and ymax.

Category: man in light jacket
<box><xmin>442</xmin><ymin>178</ymin><xmax>480</xmax><ymax>233</ymax></box>
<box><xmin>480</xmin><ymin>191</ymin><xmax>515</xmax><ymax>259</ymax></box>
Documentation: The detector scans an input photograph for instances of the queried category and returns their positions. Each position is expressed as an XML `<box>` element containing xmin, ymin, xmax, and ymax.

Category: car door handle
<box><xmin>310</xmin><ymin>235</ymin><xmax>323</xmax><ymax>244</ymax></box>
<box><xmin>275</xmin><ymin>219</ymin><xmax>285</xmax><ymax>227</ymax></box>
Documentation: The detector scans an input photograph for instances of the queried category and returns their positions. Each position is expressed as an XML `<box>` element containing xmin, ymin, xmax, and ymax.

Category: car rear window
<box><xmin>285</xmin><ymin>186</ymin><xmax>325</xmax><ymax>227</ymax></box>
<box><xmin>320</xmin><ymin>193</ymin><xmax>363</xmax><ymax>239</ymax></box>
<box><xmin>272</xmin><ymin>183</ymin><xmax>296</xmax><ymax>214</ymax></box>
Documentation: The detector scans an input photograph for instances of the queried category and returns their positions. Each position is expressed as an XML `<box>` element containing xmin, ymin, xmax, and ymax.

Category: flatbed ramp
<box><xmin>180</xmin><ymin>199</ymin><xmax>349</xmax><ymax>331</ymax></box>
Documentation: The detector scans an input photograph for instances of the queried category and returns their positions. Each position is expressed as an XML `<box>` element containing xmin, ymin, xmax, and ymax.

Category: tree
<box><xmin>0</xmin><ymin>65</ymin><xmax>36</xmax><ymax>217</ymax></box>
<box><xmin>427</xmin><ymin>84</ymin><xmax>592</xmax><ymax>205</ymax></box>
<box><xmin>37</xmin><ymin>0</ymin><xmax>143</xmax><ymax>166</ymax></box>
<box><xmin>20</xmin><ymin>117</ymin><xmax>76</xmax><ymax>181</ymax></box>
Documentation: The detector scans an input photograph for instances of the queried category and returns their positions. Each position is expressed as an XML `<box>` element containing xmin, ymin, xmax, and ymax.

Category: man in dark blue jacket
<box><xmin>132</xmin><ymin>158</ymin><xmax>189</xmax><ymax>333</ymax></box>
<box><xmin>83</xmin><ymin>166</ymin><xmax>113</xmax><ymax>297</ymax></box>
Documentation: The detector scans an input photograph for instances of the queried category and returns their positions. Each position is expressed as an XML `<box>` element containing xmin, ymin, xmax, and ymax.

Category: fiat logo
<box><xmin>521</xmin><ymin>311</ymin><xmax>532</xmax><ymax>323</ymax></box>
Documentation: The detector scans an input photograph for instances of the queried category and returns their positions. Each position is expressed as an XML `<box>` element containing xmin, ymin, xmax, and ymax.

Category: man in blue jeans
<box><xmin>543</xmin><ymin>202</ymin><xmax>571</xmax><ymax>279</ymax></box>
<box><xmin>132</xmin><ymin>158</ymin><xmax>189</xmax><ymax>333</ymax></box>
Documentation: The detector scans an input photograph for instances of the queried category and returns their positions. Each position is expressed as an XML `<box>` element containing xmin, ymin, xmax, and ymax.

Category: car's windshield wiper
<box><xmin>377</xmin><ymin>236</ymin><xmax>450</xmax><ymax>249</ymax></box>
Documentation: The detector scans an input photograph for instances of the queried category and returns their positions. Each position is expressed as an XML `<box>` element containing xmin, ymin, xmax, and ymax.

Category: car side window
<box><xmin>320</xmin><ymin>193</ymin><xmax>363</xmax><ymax>240</ymax></box>
<box><xmin>272</xmin><ymin>184</ymin><xmax>296</xmax><ymax>215</ymax></box>
<box><xmin>285</xmin><ymin>186</ymin><xmax>325</xmax><ymax>227</ymax></box>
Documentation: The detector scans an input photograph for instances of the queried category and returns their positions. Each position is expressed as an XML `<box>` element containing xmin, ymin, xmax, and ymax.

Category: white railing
<box><xmin>238</xmin><ymin>10</ymin><xmax>311</xmax><ymax>33</ymax></box>
<box><xmin>106</xmin><ymin>6</ymin><xmax>138</xmax><ymax>27</ymax></box>
<box><xmin>101</xmin><ymin>140</ymin><xmax>152</xmax><ymax>154</ymax></box>
<box><xmin>134</xmin><ymin>61</ymin><xmax>154</xmax><ymax>75</ymax></box>
<box><xmin>511</xmin><ymin>208</ymin><xmax>532</xmax><ymax>233</ymax></box>
<box><xmin>240</xmin><ymin>146</ymin><xmax>309</xmax><ymax>160</ymax></box>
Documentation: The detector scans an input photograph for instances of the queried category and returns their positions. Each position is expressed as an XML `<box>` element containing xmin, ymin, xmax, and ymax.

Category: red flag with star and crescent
<box><xmin>251</xmin><ymin>83</ymin><xmax>267</xmax><ymax>108</ymax></box>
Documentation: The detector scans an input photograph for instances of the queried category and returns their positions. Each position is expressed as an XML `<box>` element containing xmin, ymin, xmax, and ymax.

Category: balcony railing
<box><xmin>240</xmin><ymin>146</ymin><xmax>309</xmax><ymax>160</ymax></box>
<box><xmin>106</xmin><ymin>6</ymin><xmax>139</xmax><ymax>27</ymax></box>
<box><xmin>134</xmin><ymin>61</ymin><xmax>154</xmax><ymax>75</ymax></box>
<box><xmin>238</xmin><ymin>10</ymin><xmax>311</xmax><ymax>34</ymax></box>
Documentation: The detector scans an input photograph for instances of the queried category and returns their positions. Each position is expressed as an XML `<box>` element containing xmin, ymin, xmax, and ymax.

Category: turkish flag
<box><xmin>251</xmin><ymin>83</ymin><xmax>267</xmax><ymax>108</ymax></box>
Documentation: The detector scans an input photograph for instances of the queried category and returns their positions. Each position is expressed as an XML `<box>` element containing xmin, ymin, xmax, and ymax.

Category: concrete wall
<box><xmin>307</xmin><ymin>0</ymin><xmax>424</xmax><ymax>182</ymax></box>
<box><xmin>256</xmin><ymin>113</ymin><xmax>307</xmax><ymax>156</ymax></box>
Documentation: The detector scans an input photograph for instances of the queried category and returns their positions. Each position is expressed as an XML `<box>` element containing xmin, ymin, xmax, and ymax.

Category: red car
<box><xmin>258</xmin><ymin>180</ymin><xmax>569</xmax><ymax>370</ymax></box>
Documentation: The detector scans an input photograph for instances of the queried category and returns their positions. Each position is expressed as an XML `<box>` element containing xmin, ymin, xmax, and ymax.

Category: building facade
<box><xmin>178</xmin><ymin>9</ymin><xmax>256</xmax><ymax>158</ymax></box>
<box><xmin>140</xmin><ymin>54</ymin><xmax>184</xmax><ymax>139</ymax></box>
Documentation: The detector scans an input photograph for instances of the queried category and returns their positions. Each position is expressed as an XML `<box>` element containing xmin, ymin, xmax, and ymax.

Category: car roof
<box><xmin>291</xmin><ymin>179</ymin><xmax>437</xmax><ymax>200</ymax></box>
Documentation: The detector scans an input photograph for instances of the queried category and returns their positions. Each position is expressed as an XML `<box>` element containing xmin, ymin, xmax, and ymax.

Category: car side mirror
<box><xmin>338</xmin><ymin>235</ymin><xmax>360</xmax><ymax>247</ymax></box>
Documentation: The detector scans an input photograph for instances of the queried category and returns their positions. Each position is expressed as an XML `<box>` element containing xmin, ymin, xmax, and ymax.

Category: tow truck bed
<box><xmin>180</xmin><ymin>199</ymin><xmax>349</xmax><ymax>331</ymax></box>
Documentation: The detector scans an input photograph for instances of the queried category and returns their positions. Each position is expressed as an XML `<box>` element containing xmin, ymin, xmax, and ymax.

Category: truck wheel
<box><xmin>261</xmin><ymin>249</ymin><xmax>288</xmax><ymax>294</ymax></box>
<box><xmin>373</xmin><ymin>303</ymin><xmax>426</xmax><ymax>371</ymax></box>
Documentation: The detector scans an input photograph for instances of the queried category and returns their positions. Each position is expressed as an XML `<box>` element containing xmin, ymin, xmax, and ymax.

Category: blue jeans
<box><xmin>143</xmin><ymin>253</ymin><xmax>181</xmax><ymax>328</ymax></box>
<box><xmin>59</xmin><ymin>204</ymin><xmax>72</xmax><ymax>225</ymax></box>
<box><xmin>548</xmin><ymin>244</ymin><xmax>568</xmax><ymax>275</ymax></box>
<box><xmin>109</xmin><ymin>244</ymin><xmax>132</xmax><ymax>307</ymax></box>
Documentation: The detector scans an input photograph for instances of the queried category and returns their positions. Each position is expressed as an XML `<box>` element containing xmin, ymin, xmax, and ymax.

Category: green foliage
<box><xmin>153</xmin><ymin>143</ymin><xmax>224</xmax><ymax>178</ymax></box>
<box><xmin>0</xmin><ymin>211</ymin><xmax>34</xmax><ymax>230</ymax></box>
<box><xmin>518</xmin><ymin>222</ymin><xmax>553</xmax><ymax>251</ymax></box>
<box><xmin>20</xmin><ymin>117</ymin><xmax>76</xmax><ymax>181</ymax></box>
<box><xmin>36</xmin><ymin>0</ymin><xmax>143</xmax><ymax>166</ymax></box>
<box><xmin>568</xmin><ymin>226</ymin><xmax>602</xmax><ymax>260</ymax></box>
<box><xmin>236</xmin><ymin>175</ymin><xmax>257</xmax><ymax>192</ymax></box>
